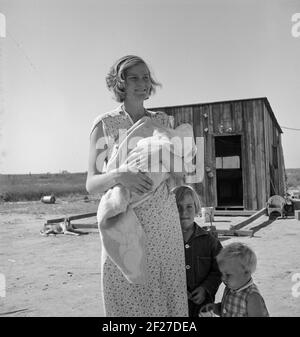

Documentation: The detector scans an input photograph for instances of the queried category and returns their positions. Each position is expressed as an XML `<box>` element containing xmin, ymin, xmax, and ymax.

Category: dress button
<box><xmin>186</xmin><ymin>265</ymin><xmax>191</xmax><ymax>270</ymax></box>
<box><xmin>185</xmin><ymin>244</ymin><xmax>190</xmax><ymax>249</ymax></box>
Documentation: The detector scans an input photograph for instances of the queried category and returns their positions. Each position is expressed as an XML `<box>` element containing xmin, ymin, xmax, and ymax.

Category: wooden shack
<box><xmin>151</xmin><ymin>97</ymin><xmax>286</xmax><ymax>211</ymax></box>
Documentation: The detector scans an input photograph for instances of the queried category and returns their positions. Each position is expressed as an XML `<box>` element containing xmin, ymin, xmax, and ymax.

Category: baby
<box><xmin>201</xmin><ymin>242</ymin><xmax>269</xmax><ymax>317</ymax></box>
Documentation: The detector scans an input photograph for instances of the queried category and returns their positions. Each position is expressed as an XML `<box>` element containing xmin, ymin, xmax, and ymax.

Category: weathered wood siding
<box><xmin>151</xmin><ymin>97</ymin><xmax>285</xmax><ymax>210</ymax></box>
<box><xmin>263</xmin><ymin>101</ymin><xmax>285</xmax><ymax>197</ymax></box>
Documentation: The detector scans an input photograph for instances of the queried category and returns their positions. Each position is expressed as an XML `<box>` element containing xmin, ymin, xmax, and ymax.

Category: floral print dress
<box><xmin>91</xmin><ymin>105</ymin><xmax>189</xmax><ymax>317</ymax></box>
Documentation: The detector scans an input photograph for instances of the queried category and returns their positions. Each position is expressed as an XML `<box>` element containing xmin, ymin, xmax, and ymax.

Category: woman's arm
<box><xmin>86</xmin><ymin>122</ymin><xmax>153</xmax><ymax>195</ymax></box>
<box><xmin>86</xmin><ymin>122</ymin><xmax>120</xmax><ymax>194</ymax></box>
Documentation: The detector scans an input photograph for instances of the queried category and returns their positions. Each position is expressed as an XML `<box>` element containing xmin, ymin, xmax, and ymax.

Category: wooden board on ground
<box><xmin>46</xmin><ymin>212</ymin><xmax>97</xmax><ymax>224</ymax></box>
<box><xmin>216</xmin><ymin>229</ymin><xmax>254</xmax><ymax>237</ymax></box>
<box><xmin>230</xmin><ymin>208</ymin><xmax>266</xmax><ymax>230</ymax></box>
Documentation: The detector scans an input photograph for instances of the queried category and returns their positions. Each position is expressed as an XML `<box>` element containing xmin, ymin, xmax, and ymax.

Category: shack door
<box><xmin>215</xmin><ymin>135</ymin><xmax>243</xmax><ymax>208</ymax></box>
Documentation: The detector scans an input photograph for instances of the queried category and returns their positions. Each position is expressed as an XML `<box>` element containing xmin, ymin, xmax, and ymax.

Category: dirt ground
<box><xmin>1</xmin><ymin>197</ymin><xmax>300</xmax><ymax>317</ymax></box>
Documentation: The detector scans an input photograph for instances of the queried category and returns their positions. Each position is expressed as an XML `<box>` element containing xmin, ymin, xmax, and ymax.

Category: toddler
<box><xmin>201</xmin><ymin>242</ymin><xmax>269</xmax><ymax>317</ymax></box>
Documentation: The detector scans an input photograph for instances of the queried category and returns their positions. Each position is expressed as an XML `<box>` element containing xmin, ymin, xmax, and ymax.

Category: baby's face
<box><xmin>218</xmin><ymin>258</ymin><xmax>250</xmax><ymax>290</ymax></box>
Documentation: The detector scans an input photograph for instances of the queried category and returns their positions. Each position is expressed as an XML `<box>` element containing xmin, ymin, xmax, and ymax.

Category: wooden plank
<box><xmin>242</xmin><ymin>101</ymin><xmax>251</xmax><ymax>209</ymax></box>
<box><xmin>187</xmin><ymin>106</ymin><xmax>193</xmax><ymax>124</ymax></box>
<box><xmin>68</xmin><ymin>212</ymin><xmax>97</xmax><ymax>221</ymax></box>
<box><xmin>263</xmin><ymin>102</ymin><xmax>270</xmax><ymax>199</ymax></box>
<box><xmin>258</xmin><ymin>100</ymin><xmax>267</xmax><ymax>207</ymax></box>
<box><xmin>278</xmin><ymin>136</ymin><xmax>286</xmax><ymax>195</ymax></box>
<box><xmin>212</xmin><ymin>103</ymin><xmax>220</xmax><ymax>134</ymax></box>
<box><xmin>233</xmin><ymin>101</ymin><xmax>243</xmax><ymax>133</ymax></box>
<box><xmin>46</xmin><ymin>212</ymin><xmax>97</xmax><ymax>224</ymax></box>
<box><xmin>72</xmin><ymin>223</ymin><xmax>98</xmax><ymax>229</ymax></box>
<box><xmin>250</xmin><ymin>101</ymin><xmax>258</xmax><ymax>210</ymax></box>
<box><xmin>230</xmin><ymin>207</ymin><xmax>267</xmax><ymax>230</ymax></box>
<box><xmin>210</xmin><ymin>106</ymin><xmax>217</xmax><ymax>207</ymax></box>
<box><xmin>208</xmin><ymin>105</ymin><xmax>217</xmax><ymax>207</ymax></box>
<box><xmin>254</xmin><ymin>100</ymin><xmax>263</xmax><ymax>209</ymax></box>
<box><xmin>202</xmin><ymin>105</ymin><xmax>210</xmax><ymax>206</ymax></box>
<box><xmin>244</xmin><ymin>101</ymin><xmax>257</xmax><ymax>210</ymax></box>
<box><xmin>214</xmin><ymin>210</ymin><xmax>256</xmax><ymax>216</ymax></box>
<box><xmin>240</xmin><ymin>133</ymin><xmax>247</xmax><ymax>210</ymax></box>
<box><xmin>46</xmin><ymin>217</ymin><xmax>68</xmax><ymax>224</ymax></box>
<box><xmin>192</xmin><ymin>105</ymin><xmax>203</xmax><ymax>200</ymax></box>
<box><xmin>222</xmin><ymin>103</ymin><xmax>232</xmax><ymax>132</ymax></box>
<box><xmin>273</xmin><ymin>127</ymin><xmax>279</xmax><ymax>194</ymax></box>
<box><xmin>216</xmin><ymin>229</ymin><xmax>254</xmax><ymax>237</ymax></box>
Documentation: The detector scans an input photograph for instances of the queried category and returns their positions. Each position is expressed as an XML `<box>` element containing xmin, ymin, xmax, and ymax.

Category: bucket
<box><xmin>201</xmin><ymin>207</ymin><xmax>214</xmax><ymax>223</ymax></box>
<box><xmin>41</xmin><ymin>195</ymin><xmax>56</xmax><ymax>204</ymax></box>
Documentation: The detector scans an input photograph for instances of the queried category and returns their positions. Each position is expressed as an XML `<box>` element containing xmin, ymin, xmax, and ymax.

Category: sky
<box><xmin>0</xmin><ymin>0</ymin><xmax>299</xmax><ymax>174</ymax></box>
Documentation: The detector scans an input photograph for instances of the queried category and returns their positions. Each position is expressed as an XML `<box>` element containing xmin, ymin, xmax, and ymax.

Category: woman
<box><xmin>86</xmin><ymin>55</ymin><xmax>189</xmax><ymax>316</ymax></box>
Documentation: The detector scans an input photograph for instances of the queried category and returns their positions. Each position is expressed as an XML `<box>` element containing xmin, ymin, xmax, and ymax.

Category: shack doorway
<box><xmin>215</xmin><ymin>135</ymin><xmax>243</xmax><ymax>208</ymax></box>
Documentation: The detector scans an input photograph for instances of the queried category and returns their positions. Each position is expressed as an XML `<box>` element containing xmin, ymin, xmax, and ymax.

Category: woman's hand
<box><xmin>126</xmin><ymin>143</ymin><xmax>163</xmax><ymax>173</ymax></box>
<box><xmin>118</xmin><ymin>154</ymin><xmax>154</xmax><ymax>195</ymax></box>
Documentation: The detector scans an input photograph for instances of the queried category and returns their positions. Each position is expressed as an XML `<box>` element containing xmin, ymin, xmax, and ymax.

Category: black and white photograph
<box><xmin>1</xmin><ymin>0</ymin><xmax>300</xmax><ymax>320</ymax></box>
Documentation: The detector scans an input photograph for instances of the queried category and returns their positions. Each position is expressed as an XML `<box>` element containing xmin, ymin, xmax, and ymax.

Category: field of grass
<box><xmin>286</xmin><ymin>168</ymin><xmax>300</xmax><ymax>190</ymax></box>
<box><xmin>1</xmin><ymin>168</ymin><xmax>300</xmax><ymax>202</ymax></box>
<box><xmin>0</xmin><ymin>172</ymin><xmax>88</xmax><ymax>202</ymax></box>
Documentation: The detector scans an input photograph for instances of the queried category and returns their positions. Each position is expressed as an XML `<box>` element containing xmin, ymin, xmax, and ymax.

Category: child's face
<box><xmin>218</xmin><ymin>258</ymin><xmax>251</xmax><ymax>290</ymax></box>
<box><xmin>177</xmin><ymin>193</ymin><xmax>196</xmax><ymax>231</ymax></box>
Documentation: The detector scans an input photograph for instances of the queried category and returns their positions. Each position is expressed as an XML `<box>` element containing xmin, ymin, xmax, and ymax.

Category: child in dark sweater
<box><xmin>173</xmin><ymin>185</ymin><xmax>222</xmax><ymax>317</ymax></box>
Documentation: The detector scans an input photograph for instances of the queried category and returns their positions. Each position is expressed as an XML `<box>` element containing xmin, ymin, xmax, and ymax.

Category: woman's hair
<box><xmin>216</xmin><ymin>242</ymin><xmax>257</xmax><ymax>274</ymax></box>
<box><xmin>105</xmin><ymin>55</ymin><xmax>161</xmax><ymax>102</ymax></box>
<box><xmin>172</xmin><ymin>185</ymin><xmax>201</xmax><ymax>215</ymax></box>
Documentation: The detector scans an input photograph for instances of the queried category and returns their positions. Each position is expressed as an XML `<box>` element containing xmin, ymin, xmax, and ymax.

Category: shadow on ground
<box><xmin>250</xmin><ymin>218</ymin><xmax>277</xmax><ymax>235</ymax></box>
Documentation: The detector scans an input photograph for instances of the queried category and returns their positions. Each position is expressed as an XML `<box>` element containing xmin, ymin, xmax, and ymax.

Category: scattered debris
<box><xmin>266</xmin><ymin>195</ymin><xmax>286</xmax><ymax>219</ymax></box>
<box><xmin>40</xmin><ymin>219</ymin><xmax>89</xmax><ymax>236</ymax></box>
<box><xmin>41</xmin><ymin>212</ymin><xmax>97</xmax><ymax>236</ymax></box>
<box><xmin>41</xmin><ymin>195</ymin><xmax>56</xmax><ymax>204</ymax></box>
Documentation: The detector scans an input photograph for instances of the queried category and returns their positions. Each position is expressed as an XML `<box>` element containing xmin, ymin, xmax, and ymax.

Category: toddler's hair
<box><xmin>172</xmin><ymin>185</ymin><xmax>201</xmax><ymax>215</ymax></box>
<box><xmin>216</xmin><ymin>242</ymin><xmax>257</xmax><ymax>273</ymax></box>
